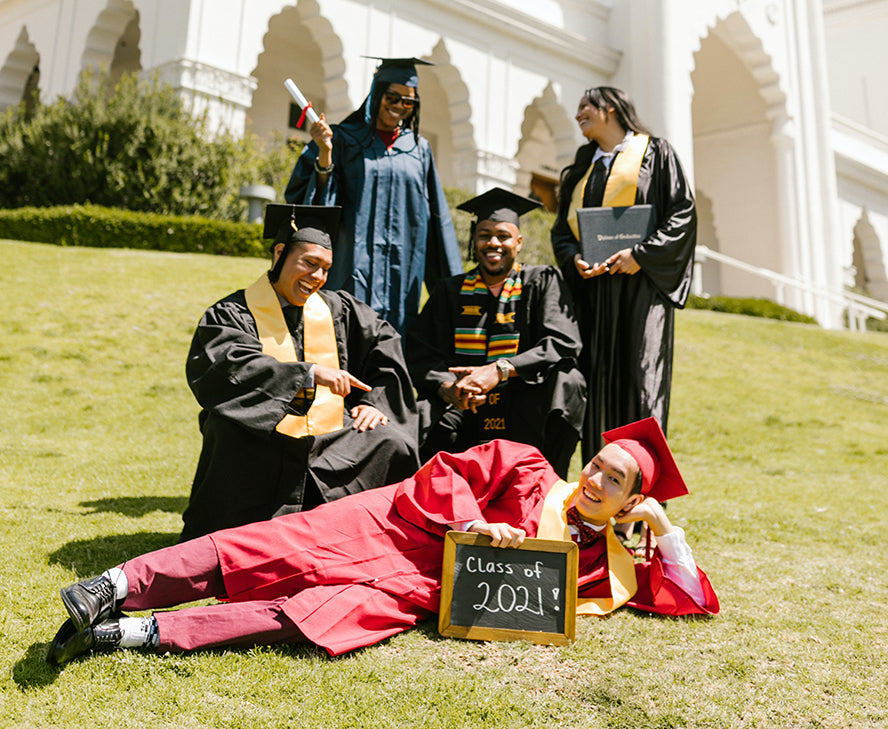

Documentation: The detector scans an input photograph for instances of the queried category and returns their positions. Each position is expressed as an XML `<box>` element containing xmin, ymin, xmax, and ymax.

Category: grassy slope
<box><xmin>1</xmin><ymin>240</ymin><xmax>887</xmax><ymax>728</ymax></box>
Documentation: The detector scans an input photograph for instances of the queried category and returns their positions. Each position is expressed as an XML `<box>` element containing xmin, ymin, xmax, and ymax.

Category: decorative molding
<box><xmin>823</xmin><ymin>0</ymin><xmax>887</xmax><ymax>15</ymax></box>
<box><xmin>419</xmin><ymin>0</ymin><xmax>620</xmax><ymax>77</ymax></box>
<box><xmin>472</xmin><ymin>149</ymin><xmax>520</xmax><ymax>189</ymax></box>
<box><xmin>151</xmin><ymin>59</ymin><xmax>257</xmax><ymax>109</ymax></box>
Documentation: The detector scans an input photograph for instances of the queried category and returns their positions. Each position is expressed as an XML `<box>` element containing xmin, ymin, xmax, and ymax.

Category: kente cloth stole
<box><xmin>453</xmin><ymin>266</ymin><xmax>522</xmax><ymax>442</ymax></box>
<box><xmin>244</xmin><ymin>275</ymin><xmax>344</xmax><ymax>438</ymax></box>
<box><xmin>536</xmin><ymin>480</ymin><xmax>638</xmax><ymax>616</ymax></box>
<box><xmin>567</xmin><ymin>133</ymin><xmax>650</xmax><ymax>240</ymax></box>
<box><xmin>453</xmin><ymin>266</ymin><xmax>522</xmax><ymax>363</ymax></box>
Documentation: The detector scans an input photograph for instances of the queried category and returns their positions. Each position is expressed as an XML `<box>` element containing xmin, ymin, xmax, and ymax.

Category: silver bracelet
<box><xmin>314</xmin><ymin>159</ymin><xmax>334</xmax><ymax>174</ymax></box>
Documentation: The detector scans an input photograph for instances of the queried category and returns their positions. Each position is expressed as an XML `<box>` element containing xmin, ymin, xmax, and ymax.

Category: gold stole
<box><xmin>567</xmin><ymin>133</ymin><xmax>651</xmax><ymax>240</ymax></box>
<box><xmin>244</xmin><ymin>275</ymin><xmax>344</xmax><ymax>437</ymax></box>
<box><xmin>536</xmin><ymin>480</ymin><xmax>637</xmax><ymax>616</ymax></box>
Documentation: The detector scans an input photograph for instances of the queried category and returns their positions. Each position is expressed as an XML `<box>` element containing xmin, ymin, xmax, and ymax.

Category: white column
<box><xmin>771</xmin><ymin>113</ymin><xmax>804</xmax><ymax>309</ymax></box>
<box><xmin>617</xmin><ymin>0</ymin><xmax>696</xmax><ymax>184</ymax></box>
<box><xmin>789</xmin><ymin>0</ymin><xmax>845</xmax><ymax>328</ymax></box>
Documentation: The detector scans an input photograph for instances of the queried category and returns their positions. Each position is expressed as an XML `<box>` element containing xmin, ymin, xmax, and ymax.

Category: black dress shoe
<box><xmin>46</xmin><ymin>617</ymin><xmax>122</xmax><ymax>667</ymax></box>
<box><xmin>60</xmin><ymin>575</ymin><xmax>117</xmax><ymax>631</ymax></box>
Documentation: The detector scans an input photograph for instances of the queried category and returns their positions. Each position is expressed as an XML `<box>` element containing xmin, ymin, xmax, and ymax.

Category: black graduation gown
<box><xmin>181</xmin><ymin>288</ymin><xmax>420</xmax><ymax>541</ymax></box>
<box><xmin>405</xmin><ymin>265</ymin><xmax>586</xmax><ymax>477</ymax></box>
<box><xmin>551</xmin><ymin>137</ymin><xmax>696</xmax><ymax>460</ymax></box>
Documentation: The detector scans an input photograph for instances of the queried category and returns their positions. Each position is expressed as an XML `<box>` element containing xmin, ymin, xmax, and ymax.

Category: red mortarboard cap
<box><xmin>601</xmin><ymin>417</ymin><xmax>688</xmax><ymax>502</ymax></box>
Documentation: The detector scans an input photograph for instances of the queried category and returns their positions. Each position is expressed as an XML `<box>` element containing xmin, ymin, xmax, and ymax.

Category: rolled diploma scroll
<box><xmin>284</xmin><ymin>79</ymin><xmax>321</xmax><ymax>125</ymax></box>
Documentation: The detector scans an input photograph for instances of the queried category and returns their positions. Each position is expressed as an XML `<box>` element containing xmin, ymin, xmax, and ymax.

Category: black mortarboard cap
<box><xmin>363</xmin><ymin>56</ymin><xmax>433</xmax><ymax>87</ymax></box>
<box><xmin>456</xmin><ymin>187</ymin><xmax>542</xmax><ymax>227</ymax></box>
<box><xmin>262</xmin><ymin>204</ymin><xmax>342</xmax><ymax>249</ymax></box>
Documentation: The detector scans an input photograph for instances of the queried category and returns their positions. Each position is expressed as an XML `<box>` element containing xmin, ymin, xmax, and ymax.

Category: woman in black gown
<box><xmin>551</xmin><ymin>87</ymin><xmax>697</xmax><ymax>460</ymax></box>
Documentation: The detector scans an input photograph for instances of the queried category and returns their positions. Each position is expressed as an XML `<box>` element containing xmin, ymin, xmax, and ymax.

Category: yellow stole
<box><xmin>567</xmin><ymin>133</ymin><xmax>651</xmax><ymax>240</ymax></box>
<box><xmin>536</xmin><ymin>479</ymin><xmax>637</xmax><ymax>616</ymax></box>
<box><xmin>244</xmin><ymin>275</ymin><xmax>344</xmax><ymax>437</ymax></box>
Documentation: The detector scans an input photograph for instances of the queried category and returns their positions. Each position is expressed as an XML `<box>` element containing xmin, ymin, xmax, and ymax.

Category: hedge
<box><xmin>0</xmin><ymin>204</ymin><xmax>842</xmax><ymax>328</ymax></box>
<box><xmin>0</xmin><ymin>204</ymin><xmax>265</xmax><ymax>258</ymax></box>
<box><xmin>0</xmin><ymin>192</ymin><xmax>560</xmax><ymax>267</ymax></box>
<box><xmin>686</xmin><ymin>294</ymin><xmax>818</xmax><ymax>324</ymax></box>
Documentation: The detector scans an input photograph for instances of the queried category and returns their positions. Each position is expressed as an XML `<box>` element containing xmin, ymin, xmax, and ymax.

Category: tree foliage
<box><xmin>0</xmin><ymin>70</ymin><xmax>298</xmax><ymax>220</ymax></box>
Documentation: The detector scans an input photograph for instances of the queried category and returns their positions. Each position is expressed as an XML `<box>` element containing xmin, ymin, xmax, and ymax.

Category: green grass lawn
<box><xmin>2</xmin><ymin>239</ymin><xmax>887</xmax><ymax>728</ymax></box>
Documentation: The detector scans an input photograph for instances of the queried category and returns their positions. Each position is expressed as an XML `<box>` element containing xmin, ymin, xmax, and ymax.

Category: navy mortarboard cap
<box><xmin>262</xmin><ymin>204</ymin><xmax>341</xmax><ymax>250</ymax></box>
<box><xmin>363</xmin><ymin>56</ymin><xmax>433</xmax><ymax>87</ymax></box>
<box><xmin>457</xmin><ymin>187</ymin><xmax>542</xmax><ymax>228</ymax></box>
<box><xmin>601</xmin><ymin>417</ymin><xmax>688</xmax><ymax>502</ymax></box>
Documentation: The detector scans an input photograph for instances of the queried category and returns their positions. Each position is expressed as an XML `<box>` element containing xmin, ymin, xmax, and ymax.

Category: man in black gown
<box><xmin>180</xmin><ymin>204</ymin><xmax>419</xmax><ymax>541</ymax></box>
<box><xmin>406</xmin><ymin>188</ymin><xmax>585</xmax><ymax>478</ymax></box>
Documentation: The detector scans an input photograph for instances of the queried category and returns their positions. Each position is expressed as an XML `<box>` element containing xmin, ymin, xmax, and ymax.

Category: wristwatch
<box><xmin>495</xmin><ymin>359</ymin><xmax>511</xmax><ymax>383</ymax></box>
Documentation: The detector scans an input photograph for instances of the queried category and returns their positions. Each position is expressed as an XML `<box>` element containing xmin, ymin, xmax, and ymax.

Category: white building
<box><xmin>1</xmin><ymin>0</ymin><xmax>886</xmax><ymax>328</ymax></box>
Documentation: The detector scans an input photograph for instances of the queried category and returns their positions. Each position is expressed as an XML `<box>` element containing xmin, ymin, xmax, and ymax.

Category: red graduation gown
<box><xmin>210</xmin><ymin>440</ymin><xmax>718</xmax><ymax>656</ymax></box>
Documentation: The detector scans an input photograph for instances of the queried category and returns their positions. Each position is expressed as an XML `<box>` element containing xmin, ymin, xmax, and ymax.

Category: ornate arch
<box><xmin>694</xmin><ymin>10</ymin><xmax>788</xmax><ymax>123</ymax></box>
<box><xmin>250</xmin><ymin>0</ymin><xmax>349</xmax><ymax>131</ymax></box>
<box><xmin>81</xmin><ymin>0</ymin><xmax>141</xmax><ymax>81</ymax></box>
<box><xmin>519</xmin><ymin>83</ymin><xmax>576</xmax><ymax>171</ymax></box>
<box><xmin>423</xmin><ymin>39</ymin><xmax>477</xmax><ymax>189</ymax></box>
<box><xmin>514</xmin><ymin>83</ymin><xmax>576</xmax><ymax>208</ymax></box>
<box><xmin>0</xmin><ymin>27</ymin><xmax>40</xmax><ymax>111</ymax></box>
<box><xmin>852</xmin><ymin>209</ymin><xmax>888</xmax><ymax>300</ymax></box>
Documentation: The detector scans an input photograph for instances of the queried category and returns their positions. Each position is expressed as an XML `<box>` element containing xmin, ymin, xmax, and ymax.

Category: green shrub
<box><xmin>0</xmin><ymin>69</ymin><xmax>300</xmax><ymax>221</ymax></box>
<box><xmin>686</xmin><ymin>294</ymin><xmax>818</xmax><ymax>324</ymax></box>
<box><xmin>0</xmin><ymin>204</ymin><xmax>265</xmax><ymax>257</ymax></box>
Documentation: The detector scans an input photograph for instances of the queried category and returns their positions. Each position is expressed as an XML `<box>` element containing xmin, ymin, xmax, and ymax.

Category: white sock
<box><xmin>118</xmin><ymin>617</ymin><xmax>154</xmax><ymax>648</ymax></box>
<box><xmin>102</xmin><ymin>567</ymin><xmax>128</xmax><ymax>606</ymax></box>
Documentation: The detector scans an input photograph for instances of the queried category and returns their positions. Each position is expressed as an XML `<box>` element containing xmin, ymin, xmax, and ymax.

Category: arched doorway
<box><xmin>248</xmin><ymin>1</ymin><xmax>348</xmax><ymax>141</ymax></box>
<box><xmin>81</xmin><ymin>0</ymin><xmax>141</xmax><ymax>84</ymax></box>
<box><xmin>422</xmin><ymin>40</ymin><xmax>476</xmax><ymax>191</ymax></box>
<box><xmin>0</xmin><ymin>27</ymin><xmax>40</xmax><ymax>112</ymax></box>
<box><xmin>852</xmin><ymin>210</ymin><xmax>888</xmax><ymax>300</ymax></box>
<box><xmin>691</xmin><ymin>13</ymin><xmax>788</xmax><ymax>299</ymax></box>
<box><xmin>515</xmin><ymin>83</ymin><xmax>576</xmax><ymax>212</ymax></box>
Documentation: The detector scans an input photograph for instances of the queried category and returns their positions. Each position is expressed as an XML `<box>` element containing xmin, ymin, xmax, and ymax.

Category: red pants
<box><xmin>120</xmin><ymin>536</ymin><xmax>304</xmax><ymax>653</ymax></box>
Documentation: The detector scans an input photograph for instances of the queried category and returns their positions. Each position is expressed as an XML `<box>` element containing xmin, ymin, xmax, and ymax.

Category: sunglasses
<box><xmin>383</xmin><ymin>91</ymin><xmax>419</xmax><ymax>109</ymax></box>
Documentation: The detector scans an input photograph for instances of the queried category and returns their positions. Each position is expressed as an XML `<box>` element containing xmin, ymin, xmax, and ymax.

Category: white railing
<box><xmin>693</xmin><ymin>245</ymin><xmax>888</xmax><ymax>332</ymax></box>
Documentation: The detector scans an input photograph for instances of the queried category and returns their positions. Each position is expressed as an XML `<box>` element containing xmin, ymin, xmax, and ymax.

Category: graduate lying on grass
<box><xmin>47</xmin><ymin>417</ymin><xmax>719</xmax><ymax>666</ymax></box>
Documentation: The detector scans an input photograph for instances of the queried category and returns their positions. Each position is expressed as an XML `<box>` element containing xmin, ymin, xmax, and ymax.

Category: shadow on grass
<box><xmin>49</xmin><ymin>532</ymin><xmax>180</xmax><ymax>578</ymax></box>
<box><xmin>12</xmin><ymin>642</ymin><xmax>59</xmax><ymax>689</ymax></box>
<box><xmin>79</xmin><ymin>495</ymin><xmax>188</xmax><ymax>517</ymax></box>
<box><xmin>11</xmin><ymin>611</ymin><xmax>441</xmax><ymax>691</ymax></box>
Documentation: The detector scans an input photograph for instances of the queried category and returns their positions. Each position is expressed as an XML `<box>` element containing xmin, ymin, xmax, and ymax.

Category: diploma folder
<box><xmin>577</xmin><ymin>204</ymin><xmax>655</xmax><ymax>265</ymax></box>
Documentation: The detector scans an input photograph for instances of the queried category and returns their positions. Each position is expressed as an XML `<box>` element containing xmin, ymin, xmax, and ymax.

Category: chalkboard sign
<box><xmin>438</xmin><ymin>531</ymin><xmax>578</xmax><ymax>646</ymax></box>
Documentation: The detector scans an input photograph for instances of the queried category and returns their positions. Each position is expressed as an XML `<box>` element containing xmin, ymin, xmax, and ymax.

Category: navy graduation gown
<box><xmin>285</xmin><ymin>121</ymin><xmax>462</xmax><ymax>335</ymax></box>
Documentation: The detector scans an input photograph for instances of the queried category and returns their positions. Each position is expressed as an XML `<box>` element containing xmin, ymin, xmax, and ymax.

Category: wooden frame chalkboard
<box><xmin>438</xmin><ymin>531</ymin><xmax>578</xmax><ymax>646</ymax></box>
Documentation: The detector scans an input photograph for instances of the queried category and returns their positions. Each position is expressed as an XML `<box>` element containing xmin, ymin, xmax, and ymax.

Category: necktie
<box><xmin>582</xmin><ymin>158</ymin><xmax>609</xmax><ymax>208</ymax></box>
